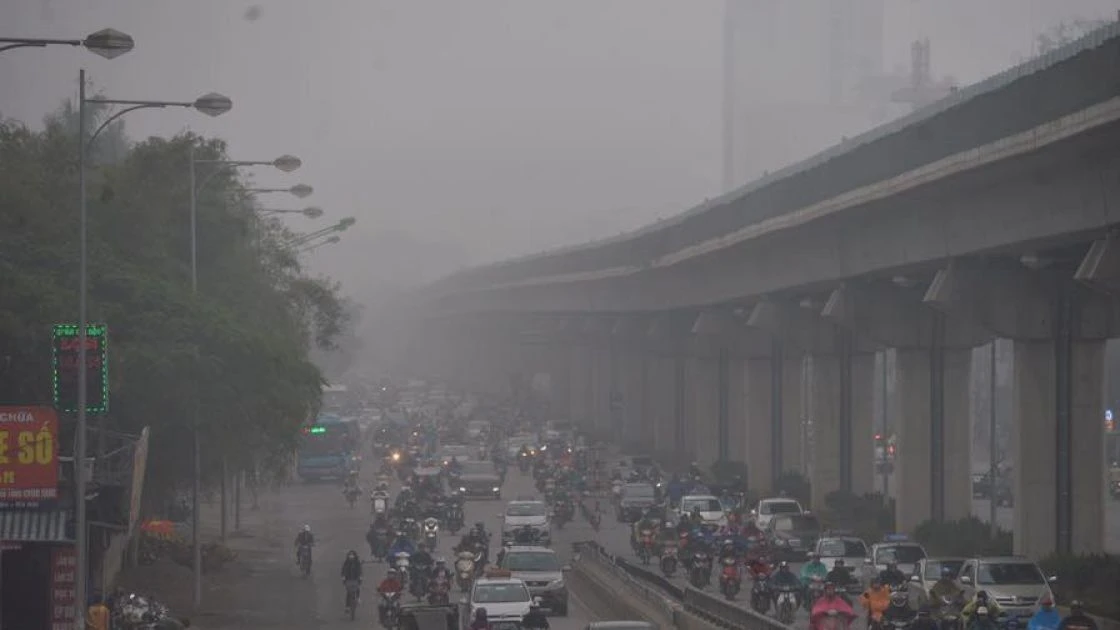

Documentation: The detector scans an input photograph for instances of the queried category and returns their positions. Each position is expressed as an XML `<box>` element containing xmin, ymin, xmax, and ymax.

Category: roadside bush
<box><xmin>911</xmin><ymin>517</ymin><xmax>1012</xmax><ymax>556</ymax></box>
<box><xmin>773</xmin><ymin>471</ymin><xmax>811</xmax><ymax>505</ymax></box>
<box><xmin>819</xmin><ymin>491</ymin><xmax>895</xmax><ymax>543</ymax></box>
<box><xmin>1039</xmin><ymin>553</ymin><xmax>1120</xmax><ymax>620</ymax></box>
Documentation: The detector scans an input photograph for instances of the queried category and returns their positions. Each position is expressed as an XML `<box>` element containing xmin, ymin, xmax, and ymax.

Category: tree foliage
<box><xmin>0</xmin><ymin>104</ymin><xmax>347</xmax><ymax>499</ymax></box>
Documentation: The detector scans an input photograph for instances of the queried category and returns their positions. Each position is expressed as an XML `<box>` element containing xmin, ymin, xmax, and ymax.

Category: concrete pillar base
<box><xmin>745</xmin><ymin>357</ymin><xmax>774</xmax><ymax>494</ymax></box>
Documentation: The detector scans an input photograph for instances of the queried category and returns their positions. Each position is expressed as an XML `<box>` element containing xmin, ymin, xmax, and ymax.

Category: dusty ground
<box><xmin>117</xmin><ymin>493</ymin><xmax>319</xmax><ymax>629</ymax></box>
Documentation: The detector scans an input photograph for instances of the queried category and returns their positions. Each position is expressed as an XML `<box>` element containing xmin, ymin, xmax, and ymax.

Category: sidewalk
<box><xmin>116</xmin><ymin>487</ymin><xmax>319</xmax><ymax>629</ymax></box>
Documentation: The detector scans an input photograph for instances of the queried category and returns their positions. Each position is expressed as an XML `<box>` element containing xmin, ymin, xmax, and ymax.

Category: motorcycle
<box><xmin>637</xmin><ymin>529</ymin><xmax>656</xmax><ymax>565</ymax></box>
<box><xmin>297</xmin><ymin>543</ymin><xmax>313</xmax><ymax>578</ymax></box>
<box><xmin>371</xmin><ymin>491</ymin><xmax>390</xmax><ymax>516</ymax></box>
<box><xmin>553</xmin><ymin>501</ymin><xmax>572</xmax><ymax>528</ymax></box>
<box><xmin>455</xmin><ymin>551</ymin><xmax>475</xmax><ymax>592</ymax></box>
<box><xmin>392</xmin><ymin>551</ymin><xmax>411</xmax><ymax>587</ymax></box>
<box><xmin>805</xmin><ymin>576</ymin><xmax>825</xmax><ymax>611</ymax></box>
<box><xmin>445</xmin><ymin>502</ymin><xmax>465</xmax><ymax>534</ymax></box>
<box><xmin>775</xmin><ymin>584</ymin><xmax>800</xmax><ymax>625</ymax></box>
<box><xmin>719</xmin><ymin>556</ymin><xmax>741</xmax><ymax>600</ymax></box>
<box><xmin>428</xmin><ymin>574</ymin><xmax>451</xmax><ymax>605</ymax></box>
<box><xmin>370</xmin><ymin>529</ymin><xmax>390</xmax><ymax>561</ymax></box>
<box><xmin>345</xmin><ymin>486</ymin><xmax>361</xmax><ymax>508</ymax></box>
<box><xmin>380</xmin><ymin>591</ymin><xmax>402</xmax><ymax>629</ymax></box>
<box><xmin>689</xmin><ymin>551</ymin><xmax>712</xmax><ymax>589</ymax></box>
<box><xmin>938</xmin><ymin>596</ymin><xmax>963</xmax><ymax>630</ymax></box>
<box><xmin>410</xmin><ymin>562</ymin><xmax>431</xmax><ymax>601</ymax></box>
<box><xmin>659</xmin><ymin>541</ymin><xmax>679</xmax><ymax>577</ymax></box>
<box><xmin>344</xmin><ymin>578</ymin><xmax>361</xmax><ymax>620</ymax></box>
<box><xmin>422</xmin><ymin>517</ymin><xmax>440</xmax><ymax>549</ymax></box>
<box><xmin>400</xmin><ymin>517</ymin><xmax>420</xmax><ymax>541</ymax></box>
<box><xmin>750</xmin><ymin>575</ymin><xmax>771</xmax><ymax>615</ymax></box>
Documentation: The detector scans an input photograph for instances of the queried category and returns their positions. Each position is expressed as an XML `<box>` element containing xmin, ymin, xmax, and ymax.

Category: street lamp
<box><xmin>258</xmin><ymin>206</ymin><xmax>324</xmax><ymax>218</ymax></box>
<box><xmin>299</xmin><ymin>234</ymin><xmax>341</xmax><ymax>253</ymax></box>
<box><xmin>287</xmin><ymin>216</ymin><xmax>357</xmax><ymax>248</ymax></box>
<box><xmin>74</xmin><ymin>69</ymin><xmax>231</xmax><ymax>620</ymax></box>
<box><xmin>247</xmin><ymin>183</ymin><xmax>314</xmax><ymax>198</ymax></box>
<box><xmin>0</xmin><ymin>28</ymin><xmax>134</xmax><ymax>56</ymax></box>
<box><xmin>186</xmin><ymin>149</ymin><xmax>299</xmax><ymax>607</ymax></box>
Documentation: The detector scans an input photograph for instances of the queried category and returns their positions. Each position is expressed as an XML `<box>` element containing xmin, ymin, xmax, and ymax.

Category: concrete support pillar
<box><xmin>726</xmin><ymin>358</ymin><xmax>748</xmax><ymax>463</ymax></box>
<box><xmin>570</xmin><ymin>346</ymin><xmax>592</xmax><ymax>429</ymax></box>
<box><xmin>589</xmin><ymin>345</ymin><xmax>609</xmax><ymax>436</ymax></box>
<box><xmin>894</xmin><ymin>349</ymin><xmax>931</xmax><ymax>533</ymax></box>
<box><xmin>618</xmin><ymin>351</ymin><xmax>645</xmax><ymax>452</ymax></box>
<box><xmin>1013</xmin><ymin>340</ymin><xmax>1105</xmax><ymax>557</ymax></box>
<box><xmin>851</xmin><ymin>353</ymin><xmax>875</xmax><ymax>497</ymax></box>
<box><xmin>781</xmin><ymin>354</ymin><xmax>804</xmax><ymax>477</ymax></box>
<box><xmin>943</xmin><ymin>350</ymin><xmax>973</xmax><ymax>521</ymax></box>
<box><xmin>809</xmin><ymin>354</ymin><xmax>842</xmax><ymax>510</ymax></box>
<box><xmin>687</xmin><ymin>356</ymin><xmax>720</xmax><ymax>467</ymax></box>
<box><xmin>648</xmin><ymin>355</ymin><xmax>677</xmax><ymax>458</ymax></box>
<box><xmin>549</xmin><ymin>350</ymin><xmax>571</xmax><ymax>421</ymax></box>
<box><xmin>745</xmin><ymin>357</ymin><xmax>774</xmax><ymax>495</ymax></box>
<box><xmin>637</xmin><ymin>354</ymin><xmax>654</xmax><ymax>453</ymax></box>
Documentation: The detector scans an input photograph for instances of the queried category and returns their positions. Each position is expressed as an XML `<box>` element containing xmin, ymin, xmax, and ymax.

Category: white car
<box><xmin>815</xmin><ymin>535</ymin><xmax>870</xmax><ymax>572</ymax></box>
<box><xmin>868</xmin><ymin>538</ymin><xmax>928</xmax><ymax>577</ymax></box>
<box><xmin>502</xmin><ymin>500</ymin><xmax>552</xmax><ymax>546</ymax></box>
<box><xmin>469</xmin><ymin>577</ymin><xmax>533</xmax><ymax>630</ymax></box>
<box><xmin>677</xmin><ymin>495</ymin><xmax>727</xmax><ymax>527</ymax></box>
<box><xmin>753</xmin><ymin>498</ymin><xmax>804</xmax><ymax>530</ymax></box>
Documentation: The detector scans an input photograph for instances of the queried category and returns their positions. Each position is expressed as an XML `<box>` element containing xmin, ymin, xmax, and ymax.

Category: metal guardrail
<box><xmin>573</xmin><ymin>540</ymin><xmax>790</xmax><ymax>630</ymax></box>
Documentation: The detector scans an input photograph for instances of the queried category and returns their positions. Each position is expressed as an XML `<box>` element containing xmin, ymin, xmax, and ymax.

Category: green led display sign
<box><xmin>309</xmin><ymin>426</ymin><xmax>326</xmax><ymax>434</ymax></box>
<box><xmin>51</xmin><ymin>324</ymin><xmax>109</xmax><ymax>415</ymax></box>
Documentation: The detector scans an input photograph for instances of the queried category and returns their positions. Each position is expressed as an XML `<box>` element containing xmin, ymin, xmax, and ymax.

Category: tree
<box><xmin>0</xmin><ymin>105</ymin><xmax>347</xmax><ymax>499</ymax></box>
<box><xmin>1036</xmin><ymin>18</ymin><xmax>1112</xmax><ymax>55</ymax></box>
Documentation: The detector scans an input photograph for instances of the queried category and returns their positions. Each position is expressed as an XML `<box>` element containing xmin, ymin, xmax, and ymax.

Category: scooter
<box><xmin>689</xmin><ymin>551</ymin><xmax>712</xmax><ymax>589</ymax></box>
<box><xmin>719</xmin><ymin>557</ymin><xmax>741</xmax><ymax>600</ymax></box>
<box><xmin>422</xmin><ymin>517</ymin><xmax>440</xmax><ymax>550</ymax></box>
<box><xmin>659</xmin><ymin>541</ymin><xmax>679</xmax><ymax>577</ymax></box>
<box><xmin>455</xmin><ymin>551</ymin><xmax>475</xmax><ymax>592</ymax></box>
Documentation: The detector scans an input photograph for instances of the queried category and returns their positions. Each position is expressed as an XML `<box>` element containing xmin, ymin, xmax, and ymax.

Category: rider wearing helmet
<box><xmin>1057</xmin><ymin>601</ymin><xmax>1098</xmax><ymax>630</ymax></box>
<box><xmin>1028</xmin><ymin>596</ymin><xmax>1061</xmax><ymax>630</ymax></box>
<box><xmin>929</xmin><ymin>565</ymin><xmax>964</xmax><ymax>610</ymax></box>
<box><xmin>963</xmin><ymin>591</ymin><xmax>1003</xmax><ymax>624</ymax></box>
<box><xmin>801</xmin><ymin>553</ymin><xmax>828</xmax><ymax>586</ymax></box>
<box><xmin>388</xmin><ymin>531</ymin><xmax>417</xmax><ymax>557</ymax></box>
<box><xmin>826</xmin><ymin>558</ymin><xmax>857</xmax><ymax>589</ymax></box>
<box><xmin>377</xmin><ymin>568</ymin><xmax>404</xmax><ymax>623</ymax></box>
<box><xmin>968</xmin><ymin>606</ymin><xmax>999</xmax><ymax>630</ymax></box>
<box><xmin>431</xmin><ymin>557</ymin><xmax>453</xmax><ymax>582</ymax></box>
<box><xmin>860</xmin><ymin>576</ymin><xmax>891</xmax><ymax>625</ymax></box>
<box><xmin>521</xmin><ymin>599</ymin><xmax>550</xmax><ymax>629</ymax></box>
<box><xmin>879</xmin><ymin>561</ymin><xmax>907</xmax><ymax>588</ymax></box>
<box><xmin>771</xmin><ymin>560</ymin><xmax>802</xmax><ymax>602</ymax></box>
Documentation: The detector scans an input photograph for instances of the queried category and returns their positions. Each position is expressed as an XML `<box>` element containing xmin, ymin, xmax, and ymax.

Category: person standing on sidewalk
<box><xmin>86</xmin><ymin>596</ymin><xmax>110</xmax><ymax>630</ymax></box>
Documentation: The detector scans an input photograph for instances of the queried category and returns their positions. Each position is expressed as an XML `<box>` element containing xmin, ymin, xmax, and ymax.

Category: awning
<box><xmin>0</xmin><ymin>509</ymin><xmax>72</xmax><ymax>542</ymax></box>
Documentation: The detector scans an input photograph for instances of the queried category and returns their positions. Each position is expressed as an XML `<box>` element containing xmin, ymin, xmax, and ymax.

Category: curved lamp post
<box><xmin>299</xmin><ymin>234</ymin><xmax>341</xmax><ymax>253</ymax></box>
<box><xmin>0</xmin><ymin>27</ymin><xmax>134</xmax><ymax>56</ymax></box>
<box><xmin>288</xmin><ymin>216</ymin><xmax>356</xmax><ymax>248</ymax></box>
<box><xmin>258</xmin><ymin>205</ymin><xmax>324</xmax><ymax>218</ymax></box>
<box><xmin>247</xmin><ymin>183</ymin><xmax>314</xmax><ymax>199</ymax></box>
<box><xmin>75</xmin><ymin>70</ymin><xmax>231</xmax><ymax>618</ymax></box>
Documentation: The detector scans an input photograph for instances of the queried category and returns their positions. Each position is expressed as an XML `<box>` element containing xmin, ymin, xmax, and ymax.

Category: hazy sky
<box><xmin>3</xmin><ymin>0</ymin><xmax>1118</xmax><ymax>294</ymax></box>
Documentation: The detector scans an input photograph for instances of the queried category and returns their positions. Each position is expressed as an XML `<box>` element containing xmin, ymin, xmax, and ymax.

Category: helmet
<box><xmin>941</xmin><ymin>566</ymin><xmax>955</xmax><ymax>577</ymax></box>
<box><xmin>779</xmin><ymin>561</ymin><xmax>790</xmax><ymax>569</ymax></box>
<box><xmin>976</xmin><ymin>591</ymin><xmax>989</xmax><ymax>602</ymax></box>
<box><xmin>835</xmin><ymin>559</ymin><xmax>846</xmax><ymax>567</ymax></box>
<box><xmin>976</xmin><ymin>607</ymin><xmax>989</xmax><ymax>617</ymax></box>
<box><xmin>303</xmin><ymin>525</ymin><xmax>311</xmax><ymax>532</ymax></box>
<box><xmin>436</xmin><ymin>557</ymin><xmax>446</xmax><ymax>565</ymax></box>
<box><xmin>347</xmin><ymin>550</ymin><xmax>358</xmax><ymax>558</ymax></box>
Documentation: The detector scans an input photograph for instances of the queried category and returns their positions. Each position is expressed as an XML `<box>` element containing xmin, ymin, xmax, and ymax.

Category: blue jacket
<box><xmin>389</xmin><ymin>538</ymin><xmax>416</xmax><ymax>557</ymax></box>
<box><xmin>1028</xmin><ymin>609</ymin><xmax>1061</xmax><ymax>630</ymax></box>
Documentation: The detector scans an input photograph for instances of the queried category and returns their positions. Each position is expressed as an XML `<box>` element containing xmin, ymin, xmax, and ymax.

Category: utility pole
<box><xmin>721</xmin><ymin>0</ymin><xmax>735</xmax><ymax>193</ymax></box>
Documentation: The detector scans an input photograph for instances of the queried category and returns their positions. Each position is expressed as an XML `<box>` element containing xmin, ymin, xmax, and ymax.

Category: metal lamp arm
<box><xmin>85</xmin><ymin>103</ymin><xmax>167</xmax><ymax>151</ymax></box>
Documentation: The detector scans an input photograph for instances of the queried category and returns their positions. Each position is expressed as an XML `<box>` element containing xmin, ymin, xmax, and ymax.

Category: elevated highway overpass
<box><xmin>413</xmin><ymin>23</ymin><xmax>1120</xmax><ymax>560</ymax></box>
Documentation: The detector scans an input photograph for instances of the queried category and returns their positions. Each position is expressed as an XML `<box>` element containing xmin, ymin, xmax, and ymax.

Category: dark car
<box><xmin>453</xmin><ymin>460</ymin><xmax>502</xmax><ymax>499</ymax></box>
<box><xmin>616</xmin><ymin>483</ymin><xmax>658</xmax><ymax>523</ymax></box>
<box><xmin>766</xmin><ymin>513</ymin><xmax>821</xmax><ymax>560</ymax></box>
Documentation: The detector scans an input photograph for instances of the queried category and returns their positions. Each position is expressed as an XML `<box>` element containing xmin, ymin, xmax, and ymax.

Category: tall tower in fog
<box><xmin>723</xmin><ymin>0</ymin><xmax>886</xmax><ymax>188</ymax></box>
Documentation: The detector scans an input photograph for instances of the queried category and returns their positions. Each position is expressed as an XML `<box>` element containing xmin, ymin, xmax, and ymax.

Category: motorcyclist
<box><xmin>911</xmin><ymin>607</ymin><xmax>940</xmax><ymax>630</ymax></box>
<box><xmin>377</xmin><ymin>568</ymin><xmax>404</xmax><ymax>622</ymax></box>
<box><xmin>771</xmin><ymin>561</ymin><xmax>802</xmax><ymax>606</ymax></box>
<box><xmin>367</xmin><ymin>519</ymin><xmax>391</xmax><ymax>557</ymax></box>
<box><xmin>521</xmin><ymin>600</ymin><xmax>550</xmax><ymax>630</ymax></box>
<box><xmin>826</xmin><ymin>559</ymin><xmax>857</xmax><ymax>589</ymax></box>
<box><xmin>883</xmin><ymin>589</ymin><xmax>917</xmax><ymax>625</ymax></box>
<box><xmin>633</xmin><ymin>510</ymin><xmax>661</xmax><ymax>547</ymax></box>
<box><xmin>294</xmin><ymin>525</ymin><xmax>314</xmax><ymax>563</ymax></box>
<box><xmin>412</xmin><ymin>542</ymin><xmax>434</xmax><ymax>571</ymax></box>
<box><xmin>928</xmin><ymin>566</ymin><xmax>964</xmax><ymax>612</ymax></box>
<box><xmin>431</xmin><ymin>557</ymin><xmax>453</xmax><ymax>582</ymax></box>
<box><xmin>800</xmin><ymin>554</ymin><xmax>828</xmax><ymax>586</ymax></box>
<box><xmin>878</xmin><ymin>561</ymin><xmax>907</xmax><ymax>588</ymax></box>
<box><xmin>860</xmin><ymin>577</ymin><xmax>891</xmax><ymax>626</ymax></box>
<box><xmin>963</xmin><ymin>591</ymin><xmax>1003</xmax><ymax>624</ymax></box>
<box><xmin>1028</xmin><ymin>597</ymin><xmax>1062</xmax><ymax>630</ymax></box>
<box><xmin>1057</xmin><ymin>601</ymin><xmax>1099</xmax><ymax>630</ymax></box>
<box><xmin>968</xmin><ymin>606</ymin><xmax>999</xmax><ymax>630</ymax></box>
<box><xmin>389</xmin><ymin>532</ymin><xmax>417</xmax><ymax>558</ymax></box>
<box><xmin>448</xmin><ymin>456</ymin><xmax>463</xmax><ymax>475</ymax></box>
<box><xmin>811</xmin><ymin>583</ymin><xmax>857</xmax><ymax>630</ymax></box>
<box><xmin>717</xmin><ymin>539</ymin><xmax>738</xmax><ymax>563</ymax></box>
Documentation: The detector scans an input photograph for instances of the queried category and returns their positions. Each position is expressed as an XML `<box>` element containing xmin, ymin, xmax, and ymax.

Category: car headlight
<box><xmin>546</xmin><ymin>579</ymin><xmax>565</xmax><ymax>590</ymax></box>
<box><xmin>459</xmin><ymin>487</ymin><xmax>467</xmax><ymax>493</ymax></box>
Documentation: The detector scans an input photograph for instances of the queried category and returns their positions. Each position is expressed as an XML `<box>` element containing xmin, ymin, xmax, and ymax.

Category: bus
<box><xmin>296</xmin><ymin>413</ymin><xmax>360</xmax><ymax>480</ymax></box>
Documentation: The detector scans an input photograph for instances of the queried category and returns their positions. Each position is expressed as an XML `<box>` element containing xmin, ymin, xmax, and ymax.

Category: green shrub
<box><xmin>911</xmin><ymin>517</ymin><xmax>1012</xmax><ymax>556</ymax></box>
<box><xmin>818</xmin><ymin>491</ymin><xmax>895</xmax><ymax>543</ymax></box>
<box><xmin>1039</xmin><ymin>553</ymin><xmax>1120</xmax><ymax>620</ymax></box>
<box><xmin>773</xmin><ymin>471</ymin><xmax>811</xmax><ymax>505</ymax></box>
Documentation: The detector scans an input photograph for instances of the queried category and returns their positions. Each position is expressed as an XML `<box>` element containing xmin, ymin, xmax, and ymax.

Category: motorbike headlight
<box><xmin>459</xmin><ymin>487</ymin><xmax>467</xmax><ymax>493</ymax></box>
<box><xmin>492</xmin><ymin>487</ymin><xmax>500</xmax><ymax>492</ymax></box>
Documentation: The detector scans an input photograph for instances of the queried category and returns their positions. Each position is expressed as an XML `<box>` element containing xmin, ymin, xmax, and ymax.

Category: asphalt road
<box><xmin>586</xmin><ymin>486</ymin><xmax>814</xmax><ymax>630</ymax></box>
<box><xmin>272</xmin><ymin>461</ymin><xmax>608</xmax><ymax>629</ymax></box>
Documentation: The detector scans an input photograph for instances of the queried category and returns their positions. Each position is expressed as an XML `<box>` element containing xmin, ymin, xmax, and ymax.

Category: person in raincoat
<box><xmin>1028</xmin><ymin>597</ymin><xmax>1062</xmax><ymax>630</ymax></box>
<box><xmin>810</xmin><ymin>583</ymin><xmax>857</xmax><ymax>630</ymax></box>
<box><xmin>859</xmin><ymin>577</ymin><xmax>891</xmax><ymax>626</ymax></box>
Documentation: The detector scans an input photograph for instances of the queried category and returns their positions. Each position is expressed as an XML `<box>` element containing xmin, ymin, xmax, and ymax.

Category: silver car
<box><xmin>499</xmin><ymin>546</ymin><xmax>570</xmax><ymax>615</ymax></box>
<box><xmin>958</xmin><ymin>557</ymin><xmax>1057</xmax><ymax>619</ymax></box>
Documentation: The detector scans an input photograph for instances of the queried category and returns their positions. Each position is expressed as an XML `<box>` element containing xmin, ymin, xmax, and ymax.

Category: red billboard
<box><xmin>0</xmin><ymin>406</ymin><xmax>60</xmax><ymax>508</ymax></box>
